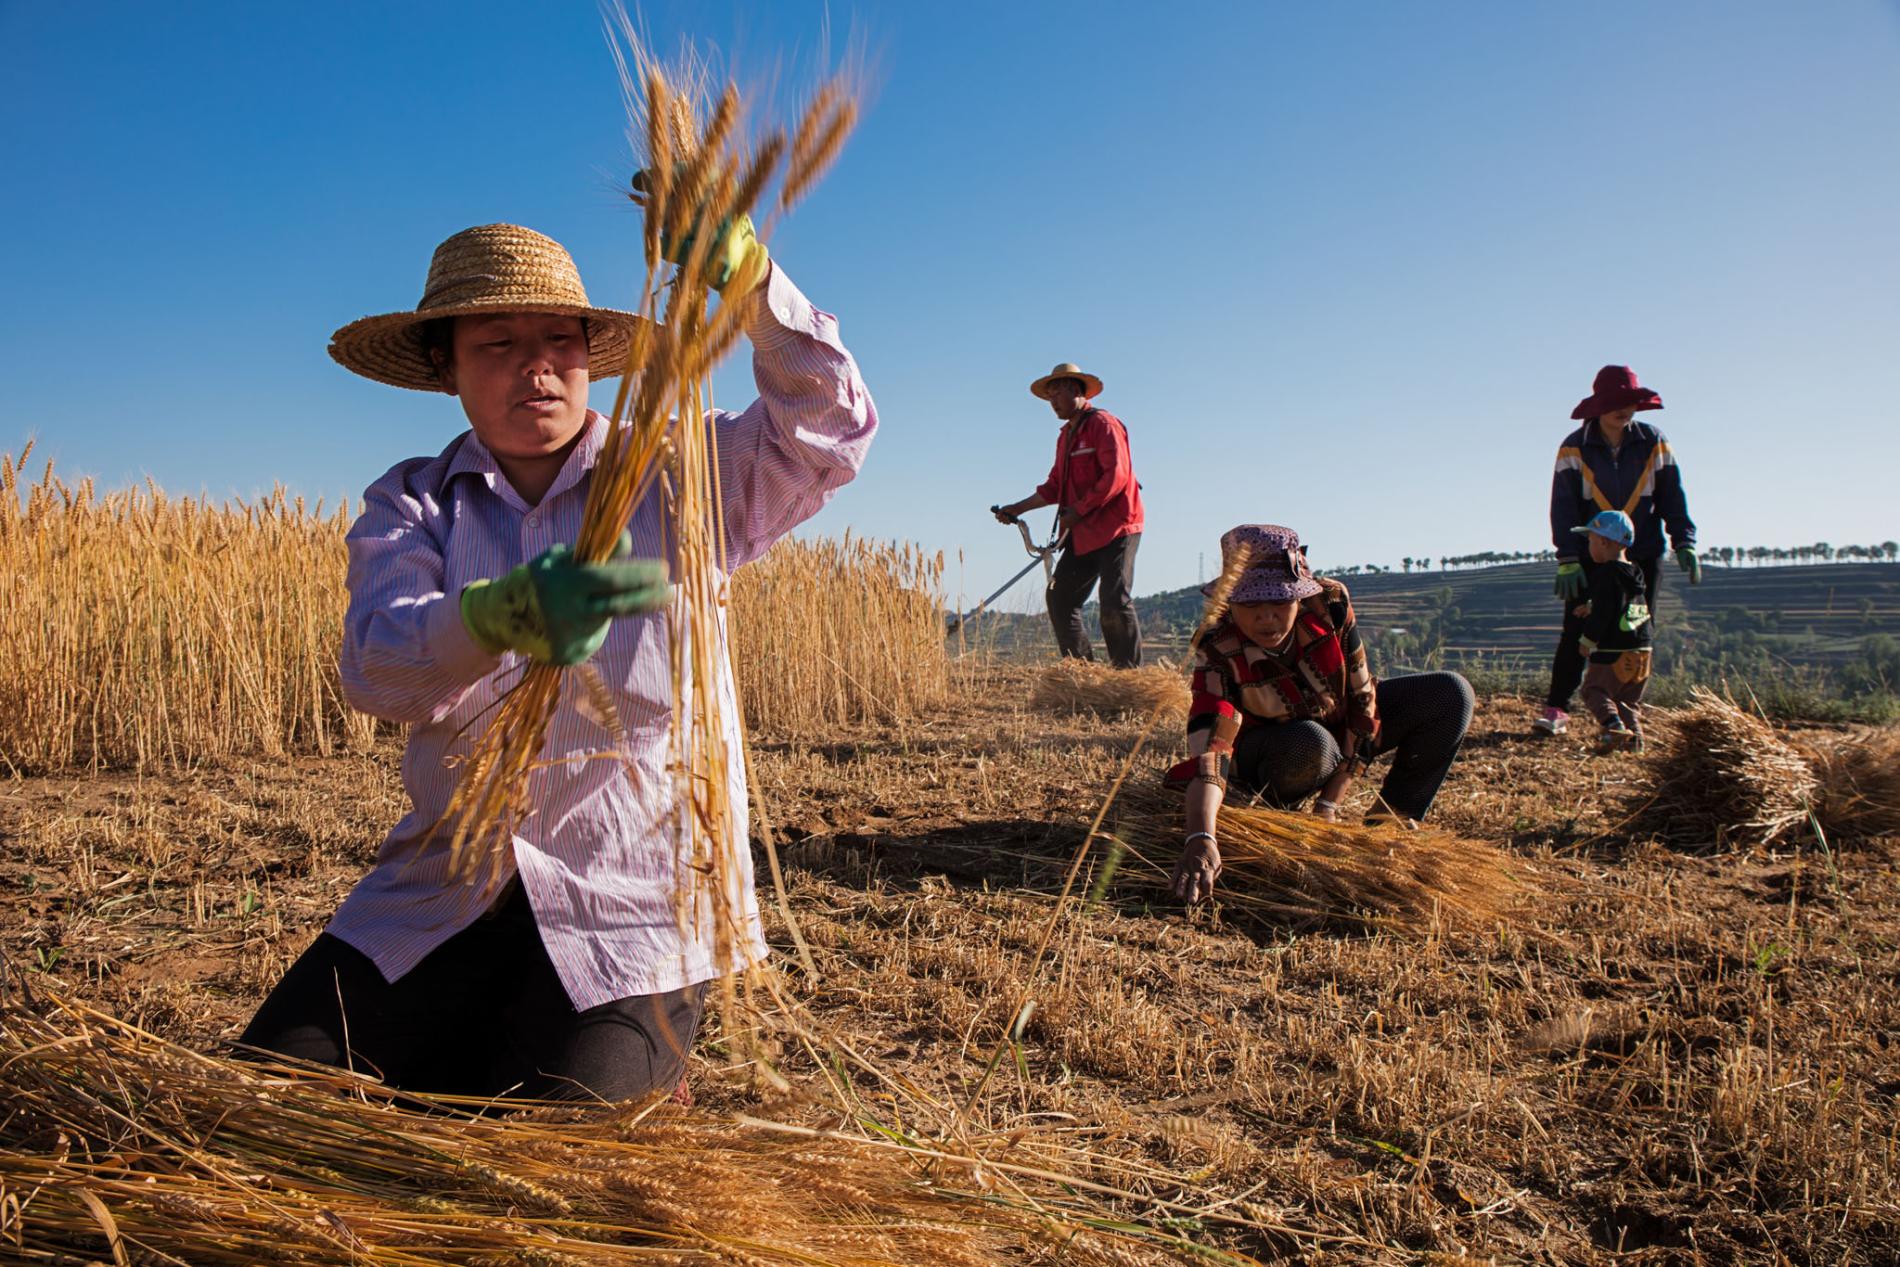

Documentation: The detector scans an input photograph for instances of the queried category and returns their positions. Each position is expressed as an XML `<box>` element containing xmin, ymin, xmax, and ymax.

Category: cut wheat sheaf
<box><xmin>0</xmin><ymin>996</ymin><xmax>1203</xmax><ymax>1266</ymax></box>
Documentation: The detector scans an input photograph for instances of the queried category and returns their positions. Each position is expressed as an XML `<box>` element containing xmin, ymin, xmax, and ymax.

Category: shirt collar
<box><xmin>444</xmin><ymin>409</ymin><xmax>608</xmax><ymax>512</ymax></box>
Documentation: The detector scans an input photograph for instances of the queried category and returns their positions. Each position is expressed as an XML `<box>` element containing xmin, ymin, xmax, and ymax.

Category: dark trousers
<box><xmin>1582</xmin><ymin>651</ymin><xmax>1651</xmax><ymax>737</ymax></box>
<box><xmin>239</xmin><ymin>883</ymin><xmax>706</xmax><ymax>1102</ymax></box>
<box><xmin>1546</xmin><ymin>555</ymin><xmax>1659</xmax><ymax>711</ymax></box>
<box><xmin>1231</xmin><ymin>672</ymin><xmax>1475</xmax><ymax>821</ymax></box>
<box><xmin>1047</xmin><ymin>532</ymin><xmax>1142</xmax><ymax>668</ymax></box>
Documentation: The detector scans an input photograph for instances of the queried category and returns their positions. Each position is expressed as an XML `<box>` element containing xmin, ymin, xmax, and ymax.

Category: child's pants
<box><xmin>1581</xmin><ymin>650</ymin><xmax>1651</xmax><ymax>736</ymax></box>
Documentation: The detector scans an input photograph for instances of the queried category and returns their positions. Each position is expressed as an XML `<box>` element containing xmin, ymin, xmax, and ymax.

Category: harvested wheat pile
<box><xmin>1033</xmin><ymin>659</ymin><xmax>1189</xmax><ymax>723</ymax></box>
<box><xmin>1110</xmin><ymin>784</ymin><xmax>1522</xmax><ymax>934</ymax></box>
<box><xmin>1793</xmin><ymin>726</ymin><xmax>1900</xmax><ymax>845</ymax></box>
<box><xmin>1639</xmin><ymin>687</ymin><xmax>1820</xmax><ymax>851</ymax></box>
<box><xmin>0</xmin><ymin>997</ymin><xmax>1198</xmax><ymax>1267</ymax></box>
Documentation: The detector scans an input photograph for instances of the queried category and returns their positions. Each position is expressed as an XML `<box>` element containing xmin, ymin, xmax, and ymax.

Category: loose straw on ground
<box><xmin>0</xmin><ymin>994</ymin><xmax>1211</xmax><ymax>1267</ymax></box>
<box><xmin>953</xmin><ymin>547</ymin><xmax>1254</xmax><ymax>1132</ymax></box>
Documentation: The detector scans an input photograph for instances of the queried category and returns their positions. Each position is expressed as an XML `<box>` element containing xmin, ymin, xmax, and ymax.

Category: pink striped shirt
<box><xmin>326</xmin><ymin>265</ymin><xmax>874</xmax><ymax>1009</ymax></box>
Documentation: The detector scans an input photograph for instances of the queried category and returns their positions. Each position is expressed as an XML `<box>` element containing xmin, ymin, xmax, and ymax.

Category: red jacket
<box><xmin>1034</xmin><ymin>408</ymin><xmax>1144</xmax><ymax>556</ymax></box>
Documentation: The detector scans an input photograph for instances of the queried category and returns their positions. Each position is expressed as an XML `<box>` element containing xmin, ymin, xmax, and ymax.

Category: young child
<box><xmin>1571</xmin><ymin>509</ymin><xmax>1653</xmax><ymax>752</ymax></box>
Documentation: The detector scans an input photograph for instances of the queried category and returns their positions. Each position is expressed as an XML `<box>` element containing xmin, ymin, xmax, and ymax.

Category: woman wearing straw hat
<box><xmin>1166</xmin><ymin>525</ymin><xmax>1475</xmax><ymax>903</ymax></box>
<box><xmin>240</xmin><ymin>221</ymin><xmax>876</xmax><ymax>1101</ymax></box>
<box><xmin>992</xmin><ymin>362</ymin><xmax>1146</xmax><ymax>668</ymax></box>
<box><xmin>1534</xmin><ymin>365</ymin><xmax>1698</xmax><ymax>737</ymax></box>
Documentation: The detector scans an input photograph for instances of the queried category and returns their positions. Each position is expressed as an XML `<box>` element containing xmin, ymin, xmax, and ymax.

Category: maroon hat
<box><xmin>1571</xmin><ymin>365</ymin><xmax>1664</xmax><ymax>421</ymax></box>
<box><xmin>1201</xmin><ymin>524</ymin><xmax>1324</xmax><ymax>604</ymax></box>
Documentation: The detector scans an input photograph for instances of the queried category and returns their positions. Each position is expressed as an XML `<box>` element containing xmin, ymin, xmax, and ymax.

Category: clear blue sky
<box><xmin>4</xmin><ymin>1</ymin><xmax>1897</xmax><ymax>609</ymax></box>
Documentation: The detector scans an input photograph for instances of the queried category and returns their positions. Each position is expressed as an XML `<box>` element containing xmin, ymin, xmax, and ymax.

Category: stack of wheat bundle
<box><xmin>1792</xmin><ymin>726</ymin><xmax>1900</xmax><ymax>845</ymax></box>
<box><xmin>1032</xmin><ymin>658</ymin><xmax>1190</xmax><ymax>723</ymax></box>
<box><xmin>1110</xmin><ymin>784</ymin><xmax>1521</xmax><ymax>934</ymax></box>
<box><xmin>0</xmin><ymin>998</ymin><xmax>1199</xmax><ymax>1266</ymax></box>
<box><xmin>1639</xmin><ymin>687</ymin><xmax>1820</xmax><ymax>851</ymax></box>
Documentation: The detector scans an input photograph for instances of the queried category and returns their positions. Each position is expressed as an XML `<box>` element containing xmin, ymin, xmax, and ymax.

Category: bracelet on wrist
<box><xmin>1183</xmin><ymin>830</ymin><xmax>1216</xmax><ymax>847</ymax></box>
<box><xmin>1314</xmin><ymin>798</ymin><xmax>1338</xmax><ymax>812</ymax></box>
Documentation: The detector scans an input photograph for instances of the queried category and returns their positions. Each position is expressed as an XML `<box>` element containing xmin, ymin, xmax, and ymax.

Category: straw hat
<box><xmin>328</xmin><ymin>224</ymin><xmax>645</xmax><ymax>392</ymax></box>
<box><xmin>1029</xmin><ymin>362</ymin><xmax>1104</xmax><ymax>400</ymax></box>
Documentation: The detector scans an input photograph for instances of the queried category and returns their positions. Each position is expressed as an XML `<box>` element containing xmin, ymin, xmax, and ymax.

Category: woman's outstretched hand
<box><xmin>1171</xmin><ymin>834</ymin><xmax>1222</xmax><ymax>904</ymax></box>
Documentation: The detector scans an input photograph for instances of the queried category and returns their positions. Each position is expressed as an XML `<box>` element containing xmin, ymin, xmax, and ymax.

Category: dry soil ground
<box><xmin>4</xmin><ymin>665</ymin><xmax>1898</xmax><ymax>1264</ymax></box>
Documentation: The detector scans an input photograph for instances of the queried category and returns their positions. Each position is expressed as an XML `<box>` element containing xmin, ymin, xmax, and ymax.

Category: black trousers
<box><xmin>1231</xmin><ymin>672</ymin><xmax>1475</xmax><ymax>821</ymax></box>
<box><xmin>239</xmin><ymin>883</ymin><xmax>706</xmax><ymax>1103</ymax></box>
<box><xmin>1047</xmin><ymin>532</ymin><xmax>1142</xmax><ymax>668</ymax></box>
<box><xmin>1545</xmin><ymin>555</ymin><xmax>1660</xmax><ymax>711</ymax></box>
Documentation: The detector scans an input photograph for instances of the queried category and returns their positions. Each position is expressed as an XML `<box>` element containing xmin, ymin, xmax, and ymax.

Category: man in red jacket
<box><xmin>993</xmin><ymin>362</ymin><xmax>1146</xmax><ymax>667</ymax></box>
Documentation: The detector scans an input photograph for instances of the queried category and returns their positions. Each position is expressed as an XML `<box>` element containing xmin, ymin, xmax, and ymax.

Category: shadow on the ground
<box><xmin>777</xmin><ymin>817</ymin><xmax>1078</xmax><ymax>893</ymax></box>
<box><xmin>753</xmin><ymin>730</ymin><xmax>1167</xmax><ymax>766</ymax></box>
<box><xmin>773</xmin><ymin>815</ymin><xmax>1386</xmax><ymax>946</ymax></box>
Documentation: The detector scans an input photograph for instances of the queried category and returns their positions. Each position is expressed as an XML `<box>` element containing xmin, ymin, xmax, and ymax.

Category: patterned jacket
<box><xmin>1550</xmin><ymin>419</ymin><xmax>1695</xmax><ymax>562</ymax></box>
<box><xmin>1186</xmin><ymin>578</ymin><xmax>1380</xmax><ymax>756</ymax></box>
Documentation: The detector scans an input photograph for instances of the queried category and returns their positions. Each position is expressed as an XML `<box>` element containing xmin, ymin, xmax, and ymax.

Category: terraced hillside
<box><xmin>957</xmin><ymin>562</ymin><xmax>1900</xmax><ymax>700</ymax></box>
<box><xmin>1129</xmin><ymin>561</ymin><xmax>1900</xmax><ymax>676</ymax></box>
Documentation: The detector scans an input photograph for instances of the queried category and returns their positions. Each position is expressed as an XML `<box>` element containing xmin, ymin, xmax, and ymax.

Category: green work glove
<box><xmin>1554</xmin><ymin>560</ymin><xmax>1586</xmax><ymax>602</ymax></box>
<box><xmin>460</xmin><ymin>533</ymin><xmax>672</xmax><ymax>666</ymax></box>
<box><xmin>1676</xmin><ymin>546</ymin><xmax>1702</xmax><ymax>585</ymax></box>
<box><xmin>631</xmin><ymin>167</ymin><xmax>770</xmax><ymax>293</ymax></box>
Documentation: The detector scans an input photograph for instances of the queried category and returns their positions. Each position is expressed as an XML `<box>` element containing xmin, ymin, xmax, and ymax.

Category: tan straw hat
<box><xmin>328</xmin><ymin>224</ymin><xmax>645</xmax><ymax>392</ymax></box>
<box><xmin>1029</xmin><ymin>361</ymin><xmax>1104</xmax><ymax>400</ymax></box>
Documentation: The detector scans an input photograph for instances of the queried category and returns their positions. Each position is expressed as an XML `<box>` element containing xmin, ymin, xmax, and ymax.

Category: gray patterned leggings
<box><xmin>1231</xmin><ymin>672</ymin><xmax>1475</xmax><ymax>821</ymax></box>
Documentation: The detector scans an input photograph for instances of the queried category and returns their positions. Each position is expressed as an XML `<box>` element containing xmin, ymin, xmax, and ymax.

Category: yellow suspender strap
<box><xmin>1578</xmin><ymin>443</ymin><xmax>1663</xmax><ymax>515</ymax></box>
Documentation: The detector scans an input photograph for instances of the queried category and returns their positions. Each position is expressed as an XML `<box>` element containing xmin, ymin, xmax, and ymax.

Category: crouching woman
<box><xmin>1166</xmin><ymin>525</ymin><xmax>1475</xmax><ymax>903</ymax></box>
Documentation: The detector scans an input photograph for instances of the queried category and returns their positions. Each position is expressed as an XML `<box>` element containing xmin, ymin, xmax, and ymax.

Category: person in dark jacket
<box><xmin>1570</xmin><ymin>510</ymin><xmax>1654</xmax><ymax>753</ymax></box>
<box><xmin>1534</xmin><ymin>365</ymin><xmax>1697</xmax><ymax>737</ymax></box>
<box><xmin>993</xmin><ymin>362</ymin><xmax>1145</xmax><ymax>667</ymax></box>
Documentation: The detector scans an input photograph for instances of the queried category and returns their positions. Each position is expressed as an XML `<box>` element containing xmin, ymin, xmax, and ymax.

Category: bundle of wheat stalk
<box><xmin>435</xmin><ymin>33</ymin><xmax>860</xmax><ymax>951</ymax></box>
<box><xmin>1032</xmin><ymin>658</ymin><xmax>1189</xmax><ymax>724</ymax></box>
<box><xmin>1792</xmin><ymin>726</ymin><xmax>1900</xmax><ymax>845</ymax></box>
<box><xmin>1109</xmin><ymin>784</ymin><xmax>1521</xmax><ymax>934</ymax></box>
<box><xmin>1638</xmin><ymin>686</ymin><xmax>1821</xmax><ymax>851</ymax></box>
<box><xmin>0</xmin><ymin>996</ymin><xmax>1203</xmax><ymax>1266</ymax></box>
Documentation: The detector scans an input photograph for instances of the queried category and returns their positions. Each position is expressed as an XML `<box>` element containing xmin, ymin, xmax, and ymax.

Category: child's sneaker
<box><xmin>1531</xmin><ymin>706</ymin><xmax>1569</xmax><ymax>736</ymax></box>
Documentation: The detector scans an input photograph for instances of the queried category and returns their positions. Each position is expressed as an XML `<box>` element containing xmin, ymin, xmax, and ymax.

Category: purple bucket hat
<box><xmin>1201</xmin><ymin>524</ymin><xmax>1324</xmax><ymax>604</ymax></box>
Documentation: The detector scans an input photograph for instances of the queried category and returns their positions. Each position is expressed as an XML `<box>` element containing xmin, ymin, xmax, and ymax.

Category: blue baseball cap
<box><xmin>1571</xmin><ymin>509</ymin><xmax>1635</xmax><ymax>546</ymax></box>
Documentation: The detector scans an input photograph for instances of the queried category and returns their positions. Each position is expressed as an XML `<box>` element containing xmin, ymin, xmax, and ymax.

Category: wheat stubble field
<box><xmin>4</xmin><ymin>460</ymin><xmax>1899</xmax><ymax>1263</ymax></box>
